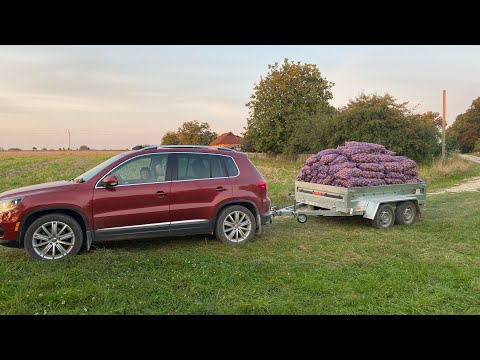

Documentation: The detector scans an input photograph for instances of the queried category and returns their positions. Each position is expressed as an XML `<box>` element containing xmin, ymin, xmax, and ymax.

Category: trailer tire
<box><xmin>297</xmin><ymin>214</ymin><xmax>307</xmax><ymax>223</ymax></box>
<box><xmin>372</xmin><ymin>204</ymin><xmax>395</xmax><ymax>229</ymax></box>
<box><xmin>394</xmin><ymin>201</ymin><xmax>416</xmax><ymax>225</ymax></box>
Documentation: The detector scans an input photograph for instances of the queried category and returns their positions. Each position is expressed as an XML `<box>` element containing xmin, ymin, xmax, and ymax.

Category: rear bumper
<box><xmin>260</xmin><ymin>212</ymin><xmax>271</xmax><ymax>225</ymax></box>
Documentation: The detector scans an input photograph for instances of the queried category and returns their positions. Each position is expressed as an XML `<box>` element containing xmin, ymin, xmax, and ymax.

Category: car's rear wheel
<box><xmin>24</xmin><ymin>214</ymin><xmax>83</xmax><ymax>260</ymax></box>
<box><xmin>215</xmin><ymin>205</ymin><xmax>256</xmax><ymax>245</ymax></box>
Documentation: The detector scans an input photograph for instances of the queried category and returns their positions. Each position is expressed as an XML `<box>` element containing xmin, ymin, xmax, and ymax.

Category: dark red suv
<box><xmin>0</xmin><ymin>146</ymin><xmax>271</xmax><ymax>260</ymax></box>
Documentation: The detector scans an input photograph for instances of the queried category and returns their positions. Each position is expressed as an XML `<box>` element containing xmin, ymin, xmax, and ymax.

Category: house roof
<box><xmin>210</xmin><ymin>132</ymin><xmax>244</xmax><ymax>146</ymax></box>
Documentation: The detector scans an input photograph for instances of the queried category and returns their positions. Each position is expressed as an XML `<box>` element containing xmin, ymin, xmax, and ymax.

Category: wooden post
<box><xmin>442</xmin><ymin>89</ymin><xmax>446</xmax><ymax>161</ymax></box>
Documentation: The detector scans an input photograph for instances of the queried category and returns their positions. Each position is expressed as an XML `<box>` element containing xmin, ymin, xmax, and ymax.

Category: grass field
<box><xmin>1</xmin><ymin>151</ymin><xmax>480</xmax><ymax>314</ymax></box>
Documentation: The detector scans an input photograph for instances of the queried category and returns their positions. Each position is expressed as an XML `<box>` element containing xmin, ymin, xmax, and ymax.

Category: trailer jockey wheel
<box><xmin>297</xmin><ymin>214</ymin><xmax>307</xmax><ymax>223</ymax></box>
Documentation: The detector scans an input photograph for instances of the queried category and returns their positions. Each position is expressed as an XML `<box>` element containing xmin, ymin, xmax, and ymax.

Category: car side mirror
<box><xmin>102</xmin><ymin>175</ymin><xmax>118</xmax><ymax>187</ymax></box>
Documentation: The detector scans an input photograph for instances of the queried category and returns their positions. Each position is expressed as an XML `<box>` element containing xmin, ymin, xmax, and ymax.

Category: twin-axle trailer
<box><xmin>270</xmin><ymin>181</ymin><xmax>427</xmax><ymax>228</ymax></box>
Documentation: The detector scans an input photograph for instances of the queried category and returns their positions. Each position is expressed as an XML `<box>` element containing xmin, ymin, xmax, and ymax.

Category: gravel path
<box><xmin>428</xmin><ymin>154</ymin><xmax>480</xmax><ymax>195</ymax></box>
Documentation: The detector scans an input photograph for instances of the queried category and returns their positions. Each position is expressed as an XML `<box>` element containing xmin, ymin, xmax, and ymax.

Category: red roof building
<box><xmin>210</xmin><ymin>132</ymin><xmax>244</xmax><ymax>150</ymax></box>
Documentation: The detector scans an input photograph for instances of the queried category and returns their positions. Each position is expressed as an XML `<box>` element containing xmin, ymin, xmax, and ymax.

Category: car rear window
<box><xmin>224</xmin><ymin>157</ymin><xmax>239</xmax><ymax>177</ymax></box>
<box><xmin>211</xmin><ymin>155</ymin><xmax>227</xmax><ymax>178</ymax></box>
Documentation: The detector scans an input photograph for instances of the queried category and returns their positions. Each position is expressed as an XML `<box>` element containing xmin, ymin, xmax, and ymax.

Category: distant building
<box><xmin>210</xmin><ymin>132</ymin><xmax>244</xmax><ymax>151</ymax></box>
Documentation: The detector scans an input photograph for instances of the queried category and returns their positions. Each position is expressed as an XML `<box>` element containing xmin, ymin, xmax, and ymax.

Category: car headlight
<box><xmin>0</xmin><ymin>198</ymin><xmax>24</xmax><ymax>214</ymax></box>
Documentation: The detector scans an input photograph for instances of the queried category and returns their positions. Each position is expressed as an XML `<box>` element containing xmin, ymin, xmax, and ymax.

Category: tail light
<box><xmin>257</xmin><ymin>180</ymin><xmax>267</xmax><ymax>191</ymax></box>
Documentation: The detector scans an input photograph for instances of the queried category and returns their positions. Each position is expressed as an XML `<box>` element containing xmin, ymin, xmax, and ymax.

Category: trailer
<box><xmin>271</xmin><ymin>181</ymin><xmax>427</xmax><ymax>229</ymax></box>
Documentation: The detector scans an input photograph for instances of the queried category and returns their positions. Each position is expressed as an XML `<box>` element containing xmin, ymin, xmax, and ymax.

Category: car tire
<box><xmin>215</xmin><ymin>205</ymin><xmax>256</xmax><ymax>245</ymax></box>
<box><xmin>24</xmin><ymin>214</ymin><xmax>83</xmax><ymax>260</ymax></box>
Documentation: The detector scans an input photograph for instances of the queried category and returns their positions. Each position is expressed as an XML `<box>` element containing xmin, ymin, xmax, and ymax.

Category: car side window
<box><xmin>111</xmin><ymin>155</ymin><xmax>155</xmax><ymax>185</ymax></box>
<box><xmin>177</xmin><ymin>154</ymin><xmax>211</xmax><ymax>180</ymax></box>
<box><xmin>211</xmin><ymin>155</ymin><xmax>227</xmax><ymax>178</ymax></box>
<box><xmin>224</xmin><ymin>157</ymin><xmax>239</xmax><ymax>177</ymax></box>
<box><xmin>151</xmin><ymin>154</ymin><xmax>169</xmax><ymax>182</ymax></box>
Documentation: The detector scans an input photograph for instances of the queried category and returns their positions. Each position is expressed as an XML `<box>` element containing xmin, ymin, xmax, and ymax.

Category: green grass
<box><xmin>2</xmin><ymin>152</ymin><xmax>480</xmax><ymax>314</ymax></box>
<box><xmin>0</xmin><ymin>152</ymin><xmax>116</xmax><ymax>193</ymax></box>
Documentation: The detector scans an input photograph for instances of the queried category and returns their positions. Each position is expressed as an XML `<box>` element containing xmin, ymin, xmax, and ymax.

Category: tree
<box><xmin>411</xmin><ymin>111</ymin><xmax>442</xmax><ymax>158</ymax></box>
<box><xmin>177</xmin><ymin>120</ymin><xmax>217</xmax><ymax>145</ymax></box>
<box><xmin>32</xmin><ymin>147</ymin><xmax>37</xmax><ymax>150</ymax></box>
<box><xmin>79</xmin><ymin>145</ymin><xmax>90</xmax><ymax>150</ymax></box>
<box><xmin>416</xmin><ymin>111</ymin><xmax>442</xmax><ymax>139</ymax></box>
<box><xmin>447</xmin><ymin>97</ymin><xmax>480</xmax><ymax>152</ymax></box>
<box><xmin>240</xmin><ymin>139</ymin><xmax>255</xmax><ymax>152</ymax></box>
<box><xmin>325</xmin><ymin>93</ymin><xmax>440</xmax><ymax>162</ymax></box>
<box><xmin>474</xmin><ymin>138</ymin><xmax>480</xmax><ymax>153</ymax></box>
<box><xmin>161</xmin><ymin>131</ymin><xmax>180</xmax><ymax>145</ymax></box>
<box><xmin>243</xmin><ymin>58</ymin><xmax>334</xmax><ymax>154</ymax></box>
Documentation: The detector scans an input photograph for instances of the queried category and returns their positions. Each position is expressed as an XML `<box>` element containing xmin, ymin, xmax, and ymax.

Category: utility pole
<box><xmin>442</xmin><ymin>90</ymin><xmax>446</xmax><ymax>161</ymax></box>
<box><xmin>68</xmin><ymin>130</ymin><xmax>71</xmax><ymax>150</ymax></box>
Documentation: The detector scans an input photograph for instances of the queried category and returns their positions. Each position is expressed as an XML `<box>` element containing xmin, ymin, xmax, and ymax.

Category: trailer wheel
<box><xmin>297</xmin><ymin>214</ymin><xmax>307</xmax><ymax>223</ymax></box>
<box><xmin>394</xmin><ymin>201</ymin><xmax>417</xmax><ymax>225</ymax></box>
<box><xmin>372</xmin><ymin>204</ymin><xmax>395</xmax><ymax>229</ymax></box>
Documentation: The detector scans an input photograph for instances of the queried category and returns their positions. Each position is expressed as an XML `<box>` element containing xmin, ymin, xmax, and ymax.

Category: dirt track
<box><xmin>428</xmin><ymin>154</ymin><xmax>480</xmax><ymax>195</ymax></box>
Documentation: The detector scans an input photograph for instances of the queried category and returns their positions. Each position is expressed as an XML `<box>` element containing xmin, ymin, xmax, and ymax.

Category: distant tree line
<box><xmin>131</xmin><ymin>121</ymin><xmax>219</xmax><ymax>151</ymax></box>
<box><xmin>161</xmin><ymin>120</ymin><xmax>217</xmax><ymax>146</ymax></box>
<box><xmin>445</xmin><ymin>98</ymin><xmax>480</xmax><ymax>153</ymax></box>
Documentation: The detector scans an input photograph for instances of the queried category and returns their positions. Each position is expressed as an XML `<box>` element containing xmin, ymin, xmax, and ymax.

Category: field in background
<box><xmin>2</xmin><ymin>151</ymin><xmax>480</xmax><ymax>314</ymax></box>
<box><xmin>0</xmin><ymin>151</ymin><xmax>121</xmax><ymax>193</ymax></box>
<box><xmin>0</xmin><ymin>150</ymin><xmax>122</xmax><ymax>158</ymax></box>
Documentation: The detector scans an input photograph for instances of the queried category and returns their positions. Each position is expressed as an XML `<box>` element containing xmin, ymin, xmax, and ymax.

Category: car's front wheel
<box><xmin>24</xmin><ymin>214</ymin><xmax>83</xmax><ymax>260</ymax></box>
<box><xmin>215</xmin><ymin>205</ymin><xmax>256</xmax><ymax>245</ymax></box>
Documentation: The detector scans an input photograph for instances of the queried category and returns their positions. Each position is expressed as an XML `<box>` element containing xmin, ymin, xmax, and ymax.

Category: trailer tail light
<box><xmin>257</xmin><ymin>180</ymin><xmax>267</xmax><ymax>191</ymax></box>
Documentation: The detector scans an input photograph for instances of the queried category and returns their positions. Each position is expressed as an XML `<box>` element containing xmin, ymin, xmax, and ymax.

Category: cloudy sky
<box><xmin>0</xmin><ymin>45</ymin><xmax>479</xmax><ymax>150</ymax></box>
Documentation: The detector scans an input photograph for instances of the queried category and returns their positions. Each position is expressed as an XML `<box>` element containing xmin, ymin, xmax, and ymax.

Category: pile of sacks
<box><xmin>296</xmin><ymin>141</ymin><xmax>422</xmax><ymax>188</ymax></box>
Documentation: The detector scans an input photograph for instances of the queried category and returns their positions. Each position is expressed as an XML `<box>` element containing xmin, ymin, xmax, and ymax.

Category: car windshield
<box><xmin>73</xmin><ymin>152</ymin><xmax>133</xmax><ymax>182</ymax></box>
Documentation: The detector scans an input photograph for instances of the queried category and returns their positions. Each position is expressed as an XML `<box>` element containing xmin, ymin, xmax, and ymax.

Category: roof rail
<box><xmin>150</xmin><ymin>145</ymin><xmax>236</xmax><ymax>152</ymax></box>
<box><xmin>140</xmin><ymin>145</ymin><xmax>159</xmax><ymax>151</ymax></box>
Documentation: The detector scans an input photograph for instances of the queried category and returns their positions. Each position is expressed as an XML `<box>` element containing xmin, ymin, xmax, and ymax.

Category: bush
<box><xmin>474</xmin><ymin>138</ymin><xmax>480</xmax><ymax>153</ymax></box>
<box><xmin>324</xmin><ymin>93</ymin><xmax>440</xmax><ymax>163</ymax></box>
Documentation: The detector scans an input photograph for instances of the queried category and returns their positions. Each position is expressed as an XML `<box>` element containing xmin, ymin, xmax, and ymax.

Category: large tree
<box><xmin>177</xmin><ymin>120</ymin><xmax>217</xmax><ymax>145</ymax></box>
<box><xmin>447</xmin><ymin>97</ymin><xmax>480</xmax><ymax>152</ymax></box>
<box><xmin>161</xmin><ymin>131</ymin><xmax>180</xmax><ymax>145</ymax></box>
<box><xmin>325</xmin><ymin>93</ymin><xmax>440</xmax><ymax>162</ymax></box>
<box><xmin>243</xmin><ymin>58</ymin><xmax>334</xmax><ymax>154</ymax></box>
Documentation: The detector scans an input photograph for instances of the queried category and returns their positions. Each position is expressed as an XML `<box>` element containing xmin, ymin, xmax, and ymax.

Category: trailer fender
<box><xmin>361</xmin><ymin>198</ymin><xmax>419</xmax><ymax>220</ymax></box>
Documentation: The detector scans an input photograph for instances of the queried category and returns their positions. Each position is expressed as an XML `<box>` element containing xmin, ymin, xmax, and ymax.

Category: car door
<box><xmin>93</xmin><ymin>153</ymin><xmax>172</xmax><ymax>240</ymax></box>
<box><xmin>169</xmin><ymin>153</ymin><xmax>233</xmax><ymax>234</ymax></box>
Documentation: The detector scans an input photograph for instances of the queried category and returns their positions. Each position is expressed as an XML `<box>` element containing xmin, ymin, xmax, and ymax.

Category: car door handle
<box><xmin>215</xmin><ymin>187</ymin><xmax>227</xmax><ymax>192</ymax></box>
<box><xmin>155</xmin><ymin>191</ymin><xmax>167</xmax><ymax>197</ymax></box>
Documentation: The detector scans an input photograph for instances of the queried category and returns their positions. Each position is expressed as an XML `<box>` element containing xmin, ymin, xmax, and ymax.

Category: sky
<box><xmin>0</xmin><ymin>45</ymin><xmax>479</xmax><ymax>150</ymax></box>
